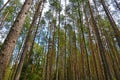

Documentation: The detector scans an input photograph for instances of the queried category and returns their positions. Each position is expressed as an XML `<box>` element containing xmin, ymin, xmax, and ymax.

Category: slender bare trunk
<box><xmin>84</xmin><ymin>5</ymin><xmax>99</xmax><ymax>80</ymax></box>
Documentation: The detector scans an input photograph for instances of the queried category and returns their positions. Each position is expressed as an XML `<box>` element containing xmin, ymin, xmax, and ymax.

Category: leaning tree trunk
<box><xmin>13</xmin><ymin>0</ymin><xmax>43</xmax><ymax>80</ymax></box>
<box><xmin>78</xmin><ymin>1</ymin><xmax>91</xmax><ymax>79</ymax></box>
<box><xmin>87</xmin><ymin>0</ymin><xmax>113</xmax><ymax>80</ymax></box>
<box><xmin>113</xmin><ymin>0</ymin><xmax>120</xmax><ymax>10</ymax></box>
<box><xmin>100</xmin><ymin>0</ymin><xmax>120</xmax><ymax>48</ymax></box>
<box><xmin>84</xmin><ymin>5</ymin><xmax>99</xmax><ymax>80</ymax></box>
<box><xmin>0</xmin><ymin>0</ymin><xmax>32</xmax><ymax>79</ymax></box>
<box><xmin>104</xmin><ymin>30</ymin><xmax>120</xmax><ymax>80</ymax></box>
<box><xmin>94</xmin><ymin>1</ymin><xmax>120</xmax><ymax>78</ymax></box>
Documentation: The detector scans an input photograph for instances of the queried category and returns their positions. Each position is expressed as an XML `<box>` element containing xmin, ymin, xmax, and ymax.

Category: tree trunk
<box><xmin>0</xmin><ymin>0</ymin><xmax>32</xmax><ymax>79</ymax></box>
<box><xmin>84</xmin><ymin>5</ymin><xmax>99</xmax><ymax>80</ymax></box>
<box><xmin>100</xmin><ymin>0</ymin><xmax>120</xmax><ymax>48</ymax></box>
<box><xmin>87</xmin><ymin>0</ymin><xmax>113</xmax><ymax>80</ymax></box>
<box><xmin>13</xmin><ymin>1</ymin><xmax>43</xmax><ymax>80</ymax></box>
<box><xmin>56</xmin><ymin>1</ymin><xmax>61</xmax><ymax>79</ymax></box>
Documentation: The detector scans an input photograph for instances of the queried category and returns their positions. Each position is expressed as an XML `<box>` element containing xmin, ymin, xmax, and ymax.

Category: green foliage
<box><xmin>14</xmin><ymin>0</ymin><xmax>22</xmax><ymax>7</ymax></box>
<box><xmin>59</xmin><ymin>30</ymin><xmax>66</xmax><ymax>48</ymax></box>
<box><xmin>1</xmin><ymin>0</ymin><xmax>22</xmax><ymax>23</ymax></box>
<box><xmin>40</xmin><ymin>18</ymin><xmax>46</xmax><ymax>25</ymax></box>
<box><xmin>45</xmin><ymin>10</ymin><xmax>53</xmax><ymax>21</ymax></box>
<box><xmin>24</xmin><ymin>15</ymin><xmax>31</xmax><ymax>30</ymax></box>
<box><xmin>20</xmin><ymin>43</ymin><xmax>44</xmax><ymax>80</ymax></box>
<box><xmin>5</xmin><ymin>65</ymin><xmax>12</xmax><ymax>80</ymax></box>
<box><xmin>1</xmin><ymin>6</ymin><xmax>14</xmax><ymax>22</ymax></box>
<box><xmin>0</xmin><ymin>0</ymin><xmax>3</xmax><ymax>7</ymax></box>
<box><xmin>49</xmin><ymin>0</ymin><xmax>62</xmax><ymax>12</ymax></box>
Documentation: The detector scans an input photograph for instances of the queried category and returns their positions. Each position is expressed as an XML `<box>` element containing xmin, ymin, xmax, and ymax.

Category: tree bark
<box><xmin>0</xmin><ymin>0</ymin><xmax>32</xmax><ymax>79</ymax></box>
<box><xmin>84</xmin><ymin>5</ymin><xmax>99</xmax><ymax>80</ymax></box>
<box><xmin>88</xmin><ymin>0</ymin><xmax>113</xmax><ymax>80</ymax></box>
<box><xmin>13</xmin><ymin>0</ymin><xmax>43</xmax><ymax>80</ymax></box>
<box><xmin>100</xmin><ymin>0</ymin><xmax>120</xmax><ymax>48</ymax></box>
<box><xmin>78</xmin><ymin>1</ymin><xmax>91</xmax><ymax>79</ymax></box>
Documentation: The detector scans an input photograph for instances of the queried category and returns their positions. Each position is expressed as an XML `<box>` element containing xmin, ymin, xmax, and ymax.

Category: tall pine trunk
<box><xmin>0</xmin><ymin>0</ymin><xmax>32</xmax><ymax>79</ymax></box>
<box><xmin>100</xmin><ymin>0</ymin><xmax>120</xmax><ymax>48</ymax></box>
<box><xmin>87</xmin><ymin>0</ymin><xmax>113</xmax><ymax>79</ymax></box>
<box><xmin>84</xmin><ymin>5</ymin><xmax>99</xmax><ymax>80</ymax></box>
<box><xmin>13</xmin><ymin>1</ymin><xmax>43</xmax><ymax>80</ymax></box>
